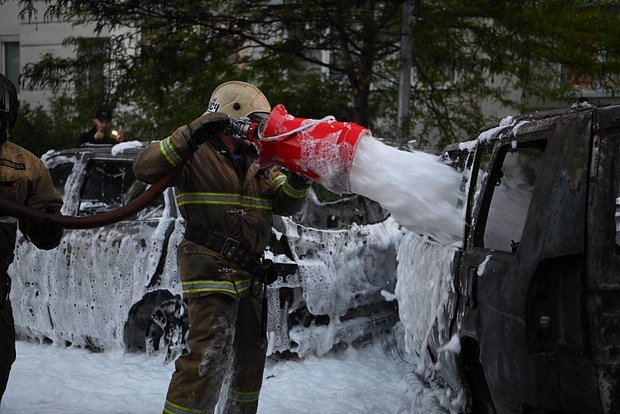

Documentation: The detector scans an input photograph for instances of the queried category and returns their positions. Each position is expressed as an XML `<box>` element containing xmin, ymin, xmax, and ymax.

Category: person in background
<box><xmin>0</xmin><ymin>73</ymin><xmax>63</xmax><ymax>404</ymax></box>
<box><xmin>78</xmin><ymin>107</ymin><xmax>124</xmax><ymax>145</ymax></box>
<box><xmin>133</xmin><ymin>80</ymin><xmax>312</xmax><ymax>414</ymax></box>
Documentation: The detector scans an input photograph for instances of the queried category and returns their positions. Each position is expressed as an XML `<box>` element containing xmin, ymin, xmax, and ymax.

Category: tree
<box><xmin>15</xmin><ymin>0</ymin><xmax>620</xmax><ymax>151</ymax></box>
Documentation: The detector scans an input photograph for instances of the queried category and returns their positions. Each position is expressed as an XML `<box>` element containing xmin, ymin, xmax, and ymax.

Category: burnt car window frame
<box><xmin>612</xmin><ymin>137</ymin><xmax>620</xmax><ymax>266</ymax></box>
<box><xmin>77</xmin><ymin>157</ymin><xmax>165</xmax><ymax>220</ymax></box>
<box><xmin>614</xmin><ymin>138</ymin><xmax>620</xmax><ymax>256</ymax></box>
<box><xmin>47</xmin><ymin>159</ymin><xmax>75</xmax><ymax>197</ymax></box>
<box><xmin>473</xmin><ymin>139</ymin><xmax>546</xmax><ymax>252</ymax></box>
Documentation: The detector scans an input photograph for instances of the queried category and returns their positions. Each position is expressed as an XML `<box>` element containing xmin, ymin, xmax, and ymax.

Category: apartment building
<box><xmin>0</xmin><ymin>0</ymin><xmax>117</xmax><ymax>109</ymax></box>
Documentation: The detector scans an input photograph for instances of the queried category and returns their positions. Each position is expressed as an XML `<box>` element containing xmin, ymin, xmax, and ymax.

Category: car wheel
<box><xmin>124</xmin><ymin>289</ymin><xmax>189</xmax><ymax>363</ymax></box>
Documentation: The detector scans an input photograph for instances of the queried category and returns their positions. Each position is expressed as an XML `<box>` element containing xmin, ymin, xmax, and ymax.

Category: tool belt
<box><xmin>184</xmin><ymin>227</ymin><xmax>262</xmax><ymax>272</ymax></box>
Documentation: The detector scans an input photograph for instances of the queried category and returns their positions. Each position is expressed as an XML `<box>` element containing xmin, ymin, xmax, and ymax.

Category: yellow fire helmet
<box><xmin>205</xmin><ymin>81</ymin><xmax>271</xmax><ymax>120</ymax></box>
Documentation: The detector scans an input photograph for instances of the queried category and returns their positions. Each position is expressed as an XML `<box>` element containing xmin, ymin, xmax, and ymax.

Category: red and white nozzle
<box><xmin>232</xmin><ymin>105</ymin><xmax>370</xmax><ymax>194</ymax></box>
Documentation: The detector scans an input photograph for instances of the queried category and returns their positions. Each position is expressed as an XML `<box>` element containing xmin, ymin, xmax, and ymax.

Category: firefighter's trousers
<box><xmin>164</xmin><ymin>291</ymin><xmax>267</xmax><ymax>414</ymax></box>
<box><xmin>0</xmin><ymin>276</ymin><xmax>16</xmax><ymax>404</ymax></box>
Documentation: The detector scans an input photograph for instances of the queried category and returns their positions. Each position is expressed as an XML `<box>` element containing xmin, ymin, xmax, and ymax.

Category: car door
<box><xmin>10</xmin><ymin>152</ymin><xmax>79</xmax><ymax>342</ymax></box>
<box><xmin>60</xmin><ymin>155</ymin><xmax>176</xmax><ymax>350</ymax></box>
<box><xmin>460</xmin><ymin>131</ymin><xmax>548</xmax><ymax>408</ymax></box>
<box><xmin>465</xmin><ymin>111</ymin><xmax>598</xmax><ymax>413</ymax></box>
<box><xmin>586</xmin><ymin>106</ymin><xmax>620</xmax><ymax>413</ymax></box>
<box><xmin>11</xmin><ymin>151</ymin><xmax>178</xmax><ymax>351</ymax></box>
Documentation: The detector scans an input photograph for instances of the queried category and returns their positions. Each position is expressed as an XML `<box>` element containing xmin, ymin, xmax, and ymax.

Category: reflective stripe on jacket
<box><xmin>163</xmin><ymin>399</ymin><xmax>201</xmax><ymax>414</ymax></box>
<box><xmin>181</xmin><ymin>278</ymin><xmax>253</xmax><ymax>296</ymax></box>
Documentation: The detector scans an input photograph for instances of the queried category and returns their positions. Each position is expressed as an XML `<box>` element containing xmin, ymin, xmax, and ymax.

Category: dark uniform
<box><xmin>134</xmin><ymin>81</ymin><xmax>310</xmax><ymax>414</ymax></box>
<box><xmin>78</xmin><ymin>125</ymin><xmax>119</xmax><ymax>145</ymax></box>
<box><xmin>0</xmin><ymin>129</ymin><xmax>64</xmax><ymax>402</ymax></box>
<box><xmin>78</xmin><ymin>108</ymin><xmax>121</xmax><ymax>145</ymax></box>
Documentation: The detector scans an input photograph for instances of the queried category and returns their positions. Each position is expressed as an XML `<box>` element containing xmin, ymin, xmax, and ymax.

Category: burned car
<box><xmin>397</xmin><ymin>104</ymin><xmax>620</xmax><ymax>413</ymax></box>
<box><xmin>8</xmin><ymin>142</ymin><xmax>400</xmax><ymax>362</ymax></box>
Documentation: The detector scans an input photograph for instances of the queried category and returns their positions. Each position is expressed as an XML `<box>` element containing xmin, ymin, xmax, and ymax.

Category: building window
<box><xmin>3</xmin><ymin>41</ymin><xmax>20</xmax><ymax>92</ymax></box>
<box><xmin>76</xmin><ymin>38</ymin><xmax>108</xmax><ymax>96</ymax></box>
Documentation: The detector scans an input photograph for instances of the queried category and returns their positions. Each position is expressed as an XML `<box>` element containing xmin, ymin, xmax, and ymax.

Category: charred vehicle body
<box><xmin>8</xmin><ymin>143</ymin><xmax>400</xmax><ymax>362</ymax></box>
<box><xmin>398</xmin><ymin>104</ymin><xmax>620</xmax><ymax>413</ymax></box>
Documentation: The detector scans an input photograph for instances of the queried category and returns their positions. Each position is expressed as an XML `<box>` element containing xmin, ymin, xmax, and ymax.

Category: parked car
<box><xmin>398</xmin><ymin>103</ymin><xmax>620</xmax><ymax>413</ymax></box>
<box><xmin>9</xmin><ymin>142</ymin><xmax>401</xmax><ymax>362</ymax></box>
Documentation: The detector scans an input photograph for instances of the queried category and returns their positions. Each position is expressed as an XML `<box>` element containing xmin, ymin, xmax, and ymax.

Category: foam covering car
<box><xmin>8</xmin><ymin>142</ymin><xmax>402</xmax><ymax>363</ymax></box>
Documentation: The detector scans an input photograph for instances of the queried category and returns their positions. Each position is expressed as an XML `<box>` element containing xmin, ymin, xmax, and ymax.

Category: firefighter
<box><xmin>0</xmin><ymin>73</ymin><xmax>64</xmax><ymax>403</ymax></box>
<box><xmin>133</xmin><ymin>81</ymin><xmax>312</xmax><ymax>414</ymax></box>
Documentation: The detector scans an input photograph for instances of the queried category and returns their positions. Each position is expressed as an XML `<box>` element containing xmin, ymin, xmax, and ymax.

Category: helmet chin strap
<box><xmin>0</xmin><ymin>121</ymin><xmax>8</xmax><ymax>144</ymax></box>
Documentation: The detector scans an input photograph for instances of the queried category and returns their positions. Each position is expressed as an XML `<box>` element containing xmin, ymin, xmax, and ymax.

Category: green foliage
<box><xmin>14</xmin><ymin>0</ymin><xmax>620</xmax><ymax>153</ymax></box>
<box><xmin>11</xmin><ymin>98</ymin><xmax>81</xmax><ymax>156</ymax></box>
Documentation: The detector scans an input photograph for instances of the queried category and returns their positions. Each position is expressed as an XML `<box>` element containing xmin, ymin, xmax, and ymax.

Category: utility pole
<box><xmin>397</xmin><ymin>0</ymin><xmax>413</xmax><ymax>135</ymax></box>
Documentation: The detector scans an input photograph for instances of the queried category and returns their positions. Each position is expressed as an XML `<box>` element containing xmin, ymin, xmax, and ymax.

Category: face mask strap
<box><xmin>0</xmin><ymin>119</ymin><xmax>8</xmax><ymax>143</ymax></box>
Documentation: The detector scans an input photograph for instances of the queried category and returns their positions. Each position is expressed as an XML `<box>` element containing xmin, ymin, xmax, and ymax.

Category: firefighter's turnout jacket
<box><xmin>134</xmin><ymin>123</ymin><xmax>311</xmax><ymax>414</ymax></box>
<box><xmin>0</xmin><ymin>141</ymin><xmax>63</xmax><ymax>402</ymax></box>
<box><xmin>134</xmin><ymin>124</ymin><xmax>311</xmax><ymax>298</ymax></box>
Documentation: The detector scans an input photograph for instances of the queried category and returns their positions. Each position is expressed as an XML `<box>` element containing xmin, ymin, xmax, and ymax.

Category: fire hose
<box><xmin>0</xmin><ymin>163</ymin><xmax>183</xmax><ymax>229</ymax></box>
<box><xmin>0</xmin><ymin>115</ymin><xmax>252</xmax><ymax>229</ymax></box>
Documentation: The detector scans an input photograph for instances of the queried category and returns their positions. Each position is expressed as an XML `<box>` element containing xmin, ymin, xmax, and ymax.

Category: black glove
<box><xmin>288</xmin><ymin>171</ymin><xmax>312</xmax><ymax>187</ymax></box>
<box><xmin>187</xmin><ymin>112</ymin><xmax>231</xmax><ymax>147</ymax></box>
<box><xmin>22</xmin><ymin>216</ymin><xmax>63</xmax><ymax>250</ymax></box>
